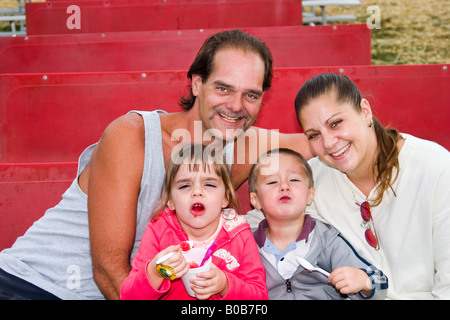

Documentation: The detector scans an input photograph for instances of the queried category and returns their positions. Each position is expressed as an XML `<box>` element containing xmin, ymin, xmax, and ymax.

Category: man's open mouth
<box><xmin>216</xmin><ymin>110</ymin><xmax>246</xmax><ymax>123</ymax></box>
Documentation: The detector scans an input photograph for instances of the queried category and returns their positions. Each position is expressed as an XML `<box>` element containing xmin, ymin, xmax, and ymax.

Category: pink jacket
<box><xmin>120</xmin><ymin>208</ymin><xmax>268</xmax><ymax>300</ymax></box>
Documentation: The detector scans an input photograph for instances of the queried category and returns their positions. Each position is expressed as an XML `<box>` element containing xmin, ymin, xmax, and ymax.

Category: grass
<box><xmin>323</xmin><ymin>0</ymin><xmax>449</xmax><ymax>65</ymax></box>
<box><xmin>1</xmin><ymin>0</ymin><xmax>448</xmax><ymax>65</ymax></box>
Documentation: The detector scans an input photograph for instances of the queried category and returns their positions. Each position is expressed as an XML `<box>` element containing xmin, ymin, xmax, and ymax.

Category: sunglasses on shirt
<box><xmin>357</xmin><ymin>201</ymin><xmax>380</xmax><ymax>250</ymax></box>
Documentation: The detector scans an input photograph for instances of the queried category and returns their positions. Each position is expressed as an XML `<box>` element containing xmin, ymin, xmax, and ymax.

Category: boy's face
<box><xmin>168</xmin><ymin>163</ymin><xmax>229</xmax><ymax>240</ymax></box>
<box><xmin>250</xmin><ymin>153</ymin><xmax>314</xmax><ymax>222</ymax></box>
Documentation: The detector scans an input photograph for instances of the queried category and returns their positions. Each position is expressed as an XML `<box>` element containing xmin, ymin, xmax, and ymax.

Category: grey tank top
<box><xmin>0</xmin><ymin>110</ymin><xmax>166</xmax><ymax>299</ymax></box>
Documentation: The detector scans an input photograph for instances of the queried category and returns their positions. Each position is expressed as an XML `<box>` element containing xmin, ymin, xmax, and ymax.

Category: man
<box><xmin>0</xmin><ymin>30</ymin><xmax>312</xmax><ymax>299</ymax></box>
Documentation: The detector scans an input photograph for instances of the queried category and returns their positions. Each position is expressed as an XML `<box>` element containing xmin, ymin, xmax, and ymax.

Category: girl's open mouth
<box><xmin>191</xmin><ymin>203</ymin><xmax>205</xmax><ymax>217</ymax></box>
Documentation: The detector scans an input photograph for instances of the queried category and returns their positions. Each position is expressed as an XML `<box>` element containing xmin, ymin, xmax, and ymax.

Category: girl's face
<box><xmin>298</xmin><ymin>91</ymin><xmax>376</xmax><ymax>178</ymax></box>
<box><xmin>167</xmin><ymin>163</ymin><xmax>229</xmax><ymax>240</ymax></box>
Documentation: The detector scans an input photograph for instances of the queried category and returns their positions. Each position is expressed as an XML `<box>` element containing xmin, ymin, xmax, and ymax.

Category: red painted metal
<box><xmin>1</xmin><ymin>64</ymin><xmax>448</xmax><ymax>164</ymax></box>
<box><xmin>25</xmin><ymin>0</ymin><xmax>303</xmax><ymax>35</ymax></box>
<box><xmin>0</xmin><ymin>25</ymin><xmax>371</xmax><ymax>73</ymax></box>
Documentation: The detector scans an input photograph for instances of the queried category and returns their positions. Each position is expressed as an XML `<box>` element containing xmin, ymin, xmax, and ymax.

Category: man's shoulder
<box><xmin>92</xmin><ymin>112</ymin><xmax>146</xmax><ymax>166</ymax></box>
<box><xmin>94</xmin><ymin>112</ymin><xmax>143</xmax><ymax>139</ymax></box>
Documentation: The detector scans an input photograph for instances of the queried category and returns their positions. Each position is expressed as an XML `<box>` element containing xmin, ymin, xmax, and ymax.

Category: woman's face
<box><xmin>298</xmin><ymin>91</ymin><xmax>376</xmax><ymax>178</ymax></box>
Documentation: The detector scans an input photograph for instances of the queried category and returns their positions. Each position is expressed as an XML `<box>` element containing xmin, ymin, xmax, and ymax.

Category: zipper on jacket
<box><xmin>285</xmin><ymin>279</ymin><xmax>292</xmax><ymax>293</ymax></box>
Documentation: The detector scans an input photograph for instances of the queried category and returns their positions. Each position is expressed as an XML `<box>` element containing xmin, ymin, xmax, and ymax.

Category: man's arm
<box><xmin>278</xmin><ymin>131</ymin><xmax>315</xmax><ymax>159</ymax></box>
<box><xmin>79</xmin><ymin>113</ymin><xmax>145</xmax><ymax>299</ymax></box>
<box><xmin>231</xmin><ymin>128</ymin><xmax>314</xmax><ymax>189</ymax></box>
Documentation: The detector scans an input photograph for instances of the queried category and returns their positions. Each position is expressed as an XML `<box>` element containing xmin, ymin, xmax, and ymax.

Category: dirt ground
<box><xmin>1</xmin><ymin>0</ymin><xmax>448</xmax><ymax>65</ymax></box>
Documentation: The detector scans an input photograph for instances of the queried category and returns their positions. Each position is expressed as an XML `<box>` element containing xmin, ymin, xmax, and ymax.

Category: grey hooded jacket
<box><xmin>253</xmin><ymin>215</ymin><xmax>388</xmax><ymax>300</ymax></box>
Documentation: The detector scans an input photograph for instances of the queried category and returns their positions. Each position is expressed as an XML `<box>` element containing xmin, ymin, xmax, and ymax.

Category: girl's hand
<box><xmin>147</xmin><ymin>245</ymin><xmax>190</xmax><ymax>289</ymax></box>
<box><xmin>155</xmin><ymin>245</ymin><xmax>190</xmax><ymax>280</ymax></box>
<box><xmin>190</xmin><ymin>264</ymin><xmax>229</xmax><ymax>300</ymax></box>
<box><xmin>328</xmin><ymin>266</ymin><xmax>372</xmax><ymax>296</ymax></box>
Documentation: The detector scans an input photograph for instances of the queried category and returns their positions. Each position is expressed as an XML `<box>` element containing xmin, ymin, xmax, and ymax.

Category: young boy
<box><xmin>248</xmin><ymin>148</ymin><xmax>388</xmax><ymax>300</ymax></box>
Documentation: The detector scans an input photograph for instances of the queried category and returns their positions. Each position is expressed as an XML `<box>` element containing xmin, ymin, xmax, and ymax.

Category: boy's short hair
<box><xmin>248</xmin><ymin>148</ymin><xmax>314</xmax><ymax>193</ymax></box>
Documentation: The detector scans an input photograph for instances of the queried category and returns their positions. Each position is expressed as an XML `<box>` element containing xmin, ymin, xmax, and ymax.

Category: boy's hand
<box><xmin>328</xmin><ymin>266</ymin><xmax>372</xmax><ymax>296</ymax></box>
<box><xmin>190</xmin><ymin>264</ymin><xmax>229</xmax><ymax>300</ymax></box>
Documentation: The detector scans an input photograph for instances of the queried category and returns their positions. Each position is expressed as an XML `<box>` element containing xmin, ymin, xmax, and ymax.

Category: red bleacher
<box><xmin>1</xmin><ymin>64</ymin><xmax>448</xmax><ymax>164</ymax></box>
<box><xmin>0</xmin><ymin>163</ymin><xmax>76</xmax><ymax>249</ymax></box>
<box><xmin>25</xmin><ymin>0</ymin><xmax>302</xmax><ymax>35</ymax></box>
<box><xmin>0</xmin><ymin>24</ymin><xmax>370</xmax><ymax>73</ymax></box>
<box><xmin>1</xmin><ymin>1</ymin><xmax>448</xmax><ymax>253</ymax></box>
<box><xmin>1</xmin><ymin>64</ymin><xmax>449</xmax><ymax>250</ymax></box>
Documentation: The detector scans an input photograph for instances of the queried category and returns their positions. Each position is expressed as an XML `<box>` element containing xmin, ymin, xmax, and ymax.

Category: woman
<box><xmin>294</xmin><ymin>73</ymin><xmax>450</xmax><ymax>299</ymax></box>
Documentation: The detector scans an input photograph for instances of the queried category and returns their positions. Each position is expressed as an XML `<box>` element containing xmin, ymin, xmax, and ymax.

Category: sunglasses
<box><xmin>357</xmin><ymin>201</ymin><xmax>380</xmax><ymax>250</ymax></box>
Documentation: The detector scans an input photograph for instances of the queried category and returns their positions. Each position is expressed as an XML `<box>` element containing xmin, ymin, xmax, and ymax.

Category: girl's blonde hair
<box><xmin>152</xmin><ymin>143</ymin><xmax>239</xmax><ymax>219</ymax></box>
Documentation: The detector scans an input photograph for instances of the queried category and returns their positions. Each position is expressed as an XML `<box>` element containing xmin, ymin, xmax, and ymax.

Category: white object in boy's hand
<box><xmin>297</xmin><ymin>257</ymin><xmax>331</xmax><ymax>277</ymax></box>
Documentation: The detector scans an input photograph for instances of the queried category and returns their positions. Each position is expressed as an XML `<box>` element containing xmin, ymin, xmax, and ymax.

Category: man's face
<box><xmin>192</xmin><ymin>48</ymin><xmax>265</xmax><ymax>142</ymax></box>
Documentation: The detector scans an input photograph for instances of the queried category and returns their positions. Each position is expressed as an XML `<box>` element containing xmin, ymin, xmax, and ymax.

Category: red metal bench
<box><xmin>25</xmin><ymin>0</ymin><xmax>302</xmax><ymax>35</ymax></box>
<box><xmin>0</xmin><ymin>162</ymin><xmax>77</xmax><ymax>250</ymax></box>
<box><xmin>0</xmin><ymin>162</ymin><xmax>252</xmax><ymax>250</ymax></box>
<box><xmin>1</xmin><ymin>64</ymin><xmax>448</xmax><ymax>250</ymax></box>
<box><xmin>1</xmin><ymin>64</ymin><xmax>448</xmax><ymax>164</ymax></box>
<box><xmin>0</xmin><ymin>162</ymin><xmax>78</xmax><ymax>182</ymax></box>
<box><xmin>0</xmin><ymin>24</ymin><xmax>371</xmax><ymax>73</ymax></box>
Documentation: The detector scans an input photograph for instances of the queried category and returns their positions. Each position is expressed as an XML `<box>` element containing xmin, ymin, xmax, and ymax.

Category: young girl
<box><xmin>120</xmin><ymin>143</ymin><xmax>268</xmax><ymax>300</ymax></box>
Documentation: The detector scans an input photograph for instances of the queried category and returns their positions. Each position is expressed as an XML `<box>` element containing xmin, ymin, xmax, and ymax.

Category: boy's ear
<box><xmin>250</xmin><ymin>192</ymin><xmax>261</xmax><ymax>210</ymax></box>
<box><xmin>306</xmin><ymin>187</ymin><xmax>315</xmax><ymax>206</ymax></box>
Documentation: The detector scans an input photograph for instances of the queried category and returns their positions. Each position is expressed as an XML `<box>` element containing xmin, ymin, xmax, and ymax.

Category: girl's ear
<box><xmin>250</xmin><ymin>192</ymin><xmax>261</xmax><ymax>210</ymax></box>
<box><xmin>222</xmin><ymin>191</ymin><xmax>230</xmax><ymax>209</ymax></box>
<box><xmin>167</xmin><ymin>198</ymin><xmax>176</xmax><ymax>211</ymax></box>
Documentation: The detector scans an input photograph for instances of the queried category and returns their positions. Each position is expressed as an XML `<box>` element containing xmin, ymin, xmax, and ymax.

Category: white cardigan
<box><xmin>307</xmin><ymin>134</ymin><xmax>450</xmax><ymax>299</ymax></box>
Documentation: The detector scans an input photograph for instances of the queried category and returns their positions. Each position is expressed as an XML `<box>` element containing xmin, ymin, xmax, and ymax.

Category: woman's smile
<box><xmin>330</xmin><ymin>143</ymin><xmax>351</xmax><ymax>159</ymax></box>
